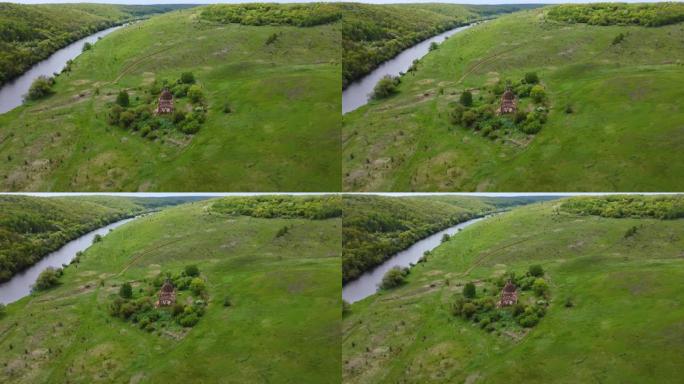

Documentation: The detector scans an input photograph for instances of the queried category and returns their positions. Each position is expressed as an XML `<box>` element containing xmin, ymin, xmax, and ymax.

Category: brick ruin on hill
<box><xmin>498</xmin><ymin>280</ymin><xmax>518</xmax><ymax>307</ymax></box>
<box><xmin>499</xmin><ymin>87</ymin><xmax>517</xmax><ymax>114</ymax></box>
<box><xmin>156</xmin><ymin>279</ymin><xmax>176</xmax><ymax>307</ymax></box>
<box><xmin>156</xmin><ymin>88</ymin><xmax>174</xmax><ymax>115</ymax></box>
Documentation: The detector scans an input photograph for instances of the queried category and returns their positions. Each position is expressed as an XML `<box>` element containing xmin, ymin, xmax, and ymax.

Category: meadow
<box><xmin>342</xmin><ymin>5</ymin><xmax>684</xmax><ymax>191</ymax></box>
<box><xmin>343</xmin><ymin>195</ymin><xmax>684</xmax><ymax>383</ymax></box>
<box><xmin>0</xmin><ymin>196</ymin><xmax>341</xmax><ymax>383</ymax></box>
<box><xmin>0</xmin><ymin>5</ymin><xmax>341</xmax><ymax>191</ymax></box>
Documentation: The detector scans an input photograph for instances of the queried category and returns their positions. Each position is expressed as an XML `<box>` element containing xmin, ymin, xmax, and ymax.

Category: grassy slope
<box><xmin>343</xmin><ymin>200</ymin><xmax>684</xmax><ymax>383</ymax></box>
<box><xmin>0</xmin><ymin>199</ymin><xmax>341</xmax><ymax>383</ymax></box>
<box><xmin>0</xmin><ymin>7</ymin><xmax>340</xmax><ymax>191</ymax></box>
<box><xmin>342</xmin><ymin>8</ymin><xmax>684</xmax><ymax>191</ymax></box>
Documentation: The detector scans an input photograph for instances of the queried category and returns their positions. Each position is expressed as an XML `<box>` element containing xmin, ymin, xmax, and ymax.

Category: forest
<box><xmin>200</xmin><ymin>3</ymin><xmax>342</xmax><ymax>27</ymax></box>
<box><xmin>341</xmin><ymin>3</ymin><xmax>538</xmax><ymax>88</ymax></box>
<box><xmin>560</xmin><ymin>194</ymin><xmax>684</xmax><ymax>219</ymax></box>
<box><xmin>547</xmin><ymin>2</ymin><xmax>684</xmax><ymax>27</ymax></box>
<box><xmin>210</xmin><ymin>195</ymin><xmax>342</xmax><ymax>220</ymax></box>
<box><xmin>0</xmin><ymin>3</ymin><xmax>192</xmax><ymax>86</ymax></box>
<box><xmin>0</xmin><ymin>195</ymin><xmax>190</xmax><ymax>283</ymax></box>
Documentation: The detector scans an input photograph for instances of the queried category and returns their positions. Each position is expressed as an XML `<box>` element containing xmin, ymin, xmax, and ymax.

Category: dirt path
<box><xmin>117</xmin><ymin>237</ymin><xmax>186</xmax><ymax>275</ymax></box>
<box><xmin>456</xmin><ymin>45</ymin><xmax>521</xmax><ymax>85</ymax></box>
<box><xmin>112</xmin><ymin>45</ymin><xmax>176</xmax><ymax>84</ymax></box>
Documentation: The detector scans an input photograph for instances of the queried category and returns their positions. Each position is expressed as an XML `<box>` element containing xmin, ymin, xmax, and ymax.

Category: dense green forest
<box><xmin>210</xmin><ymin>195</ymin><xmax>342</xmax><ymax>219</ymax></box>
<box><xmin>200</xmin><ymin>3</ymin><xmax>342</xmax><ymax>27</ymax></box>
<box><xmin>547</xmin><ymin>2</ymin><xmax>684</xmax><ymax>27</ymax></box>
<box><xmin>341</xmin><ymin>3</ymin><xmax>539</xmax><ymax>88</ymax></box>
<box><xmin>0</xmin><ymin>195</ymin><xmax>191</xmax><ymax>283</ymax></box>
<box><xmin>0</xmin><ymin>3</ymin><xmax>192</xmax><ymax>86</ymax></box>
<box><xmin>560</xmin><ymin>195</ymin><xmax>684</xmax><ymax>219</ymax></box>
<box><xmin>342</xmin><ymin>195</ymin><xmax>543</xmax><ymax>283</ymax></box>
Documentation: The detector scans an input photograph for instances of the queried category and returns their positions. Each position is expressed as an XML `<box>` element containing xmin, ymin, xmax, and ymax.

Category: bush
<box><xmin>93</xmin><ymin>234</ymin><xmax>102</xmax><ymax>243</ymax></box>
<box><xmin>179</xmin><ymin>313</ymin><xmax>199</xmax><ymax>327</ymax></box>
<box><xmin>116</xmin><ymin>90</ymin><xmax>130</xmax><ymax>107</ymax></box>
<box><xmin>372</xmin><ymin>76</ymin><xmax>400</xmax><ymax>99</ymax></box>
<box><xmin>624</xmin><ymin>226</ymin><xmax>638</xmax><ymax>238</ymax></box>
<box><xmin>180</xmin><ymin>72</ymin><xmax>195</xmax><ymax>84</ymax></box>
<box><xmin>276</xmin><ymin>225</ymin><xmax>289</xmax><ymax>238</ymax></box>
<box><xmin>223</xmin><ymin>296</ymin><xmax>232</xmax><ymax>307</ymax></box>
<box><xmin>462</xmin><ymin>302</ymin><xmax>477</xmax><ymax>318</ymax></box>
<box><xmin>119</xmin><ymin>282</ymin><xmax>133</xmax><ymax>299</ymax></box>
<box><xmin>533</xmin><ymin>278</ymin><xmax>548</xmax><ymax>297</ymax></box>
<box><xmin>528</xmin><ymin>265</ymin><xmax>544</xmax><ymax>277</ymax></box>
<box><xmin>524</xmin><ymin>72</ymin><xmax>539</xmax><ymax>84</ymax></box>
<box><xmin>460</xmin><ymin>90</ymin><xmax>473</xmax><ymax>107</ymax></box>
<box><xmin>188</xmin><ymin>85</ymin><xmax>203</xmax><ymax>103</ymax></box>
<box><xmin>441</xmin><ymin>233</ymin><xmax>450</xmax><ymax>243</ymax></box>
<box><xmin>82</xmin><ymin>42</ymin><xmax>93</xmax><ymax>52</ymax></box>
<box><xmin>463</xmin><ymin>282</ymin><xmax>476</xmax><ymax>299</ymax></box>
<box><xmin>184</xmin><ymin>265</ymin><xmax>200</xmax><ymax>277</ymax></box>
<box><xmin>180</xmin><ymin>120</ymin><xmax>201</xmax><ymax>134</ymax></box>
<box><xmin>429</xmin><ymin>42</ymin><xmax>439</xmax><ymax>51</ymax></box>
<box><xmin>119</xmin><ymin>111</ymin><xmax>135</xmax><ymax>128</ymax></box>
<box><xmin>564</xmin><ymin>104</ymin><xmax>574</xmax><ymax>114</ymax></box>
<box><xmin>450</xmin><ymin>104</ymin><xmax>465</xmax><ymax>124</ymax></box>
<box><xmin>564</xmin><ymin>297</ymin><xmax>574</xmax><ymax>308</ymax></box>
<box><xmin>190</xmin><ymin>277</ymin><xmax>206</xmax><ymax>295</ymax></box>
<box><xmin>522</xmin><ymin>120</ymin><xmax>542</xmax><ymax>134</ymax></box>
<box><xmin>34</xmin><ymin>267</ymin><xmax>61</xmax><ymax>291</ymax></box>
<box><xmin>612</xmin><ymin>33</ymin><xmax>626</xmax><ymax>45</ymax></box>
<box><xmin>223</xmin><ymin>103</ymin><xmax>232</xmax><ymax>113</ymax></box>
<box><xmin>518</xmin><ymin>314</ymin><xmax>539</xmax><ymax>327</ymax></box>
<box><xmin>26</xmin><ymin>76</ymin><xmax>54</xmax><ymax>100</ymax></box>
<box><xmin>380</xmin><ymin>266</ymin><xmax>409</xmax><ymax>289</ymax></box>
<box><xmin>530</xmin><ymin>85</ymin><xmax>545</xmax><ymax>103</ymax></box>
<box><xmin>265</xmin><ymin>32</ymin><xmax>280</xmax><ymax>45</ymax></box>
<box><xmin>462</xmin><ymin>110</ymin><xmax>477</xmax><ymax>127</ymax></box>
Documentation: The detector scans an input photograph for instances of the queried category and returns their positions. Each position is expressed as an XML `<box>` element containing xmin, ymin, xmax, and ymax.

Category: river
<box><xmin>0</xmin><ymin>216</ymin><xmax>139</xmax><ymax>305</ymax></box>
<box><xmin>342</xmin><ymin>24</ymin><xmax>475</xmax><ymax>114</ymax></box>
<box><xmin>0</xmin><ymin>25</ymin><xmax>123</xmax><ymax>115</ymax></box>
<box><xmin>342</xmin><ymin>214</ymin><xmax>491</xmax><ymax>304</ymax></box>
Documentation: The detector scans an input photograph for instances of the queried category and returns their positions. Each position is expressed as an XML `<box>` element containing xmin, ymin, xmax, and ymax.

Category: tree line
<box><xmin>210</xmin><ymin>195</ymin><xmax>342</xmax><ymax>220</ymax></box>
<box><xmin>560</xmin><ymin>195</ymin><xmax>684</xmax><ymax>220</ymax></box>
<box><xmin>200</xmin><ymin>3</ymin><xmax>342</xmax><ymax>28</ymax></box>
<box><xmin>547</xmin><ymin>3</ymin><xmax>684</xmax><ymax>27</ymax></box>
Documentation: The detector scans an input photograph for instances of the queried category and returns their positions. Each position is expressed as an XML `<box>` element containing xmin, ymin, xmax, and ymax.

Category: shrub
<box><xmin>530</xmin><ymin>85</ymin><xmax>546</xmax><ymax>103</ymax></box>
<box><xmin>460</xmin><ymin>90</ymin><xmax>473</xmax><ymax>107</ymax></box>
<box><xmin>519</xmin><ymin>314</ymin><xmax>539</xmax><ymax>327</ymax></box>
<box><xmin>524</xmin><ymin>72</ymin><xmax>539</xmax><ymax>84</ymax></box>
<box><xmin>276</xmin><ymin>225</ymin><xmax>289</xmax><ymax>238</ymax></box>
<box><xmin>565</xmin><ymin>104</ymin><xmax>574</xmax><ymax>114</ymax></box>
<box><xmin>116</xmin><ymin>90</ymin><xmax>130</xmax><ymax>107</ymax></box>
<box><xmin>612</xmin><ymin>33</ymin><xmax>625</xmax><ymax>45</ymax></box>
<box><xmin>429</xmin><ymin>42</ymin><xmax>439</xmax><ymax>51</ymax></box>
<box><xmin>184</xmin><ymin>265</ymin><xmax>200</xmax><ymax>277</ymax></box>
<box><xmin>119</xmin><ymin>111</ymin><xmax>135</xmax><ymax>128</ymax></box>
<box><xmin>223</xmin><ymin>103</ymin><xmax>232</xmax><ymax>113</ymax></box>
<box><xmin>180</xmin><ymin>120</ymin><xmax>201</xmax><ymax>134</ymax></box>
<box><xmin>82</xmin><ymin>42</ymin><xmax>93</xmax><ymax>52</ymax></box>
<box><xmin>380</xmin><ymin>267</ymin><xmax>409</xmax><ymax>289</ymax></box>
<box><xmin>119</xmin><ymin>282</ymin><xmax>133</xmax><ymax>299</ymax></box>
<box><xmin>265</xmin><ymin>32</ymin><xmax>280</xmax><ymax>45</ymax></box>
<box><xmin>462</xmin><ymin>110</ymin><xmax>477</xmax><ymax>127</ymax></box>
<box><xmin>463</xmin><ymin>282</ymin><xmax>476</xmax><ymax>299</ymax></box>
<box><xmin>533</xmin><ymin>278</ymin><xmax>548</xmax><ymax>297</ymax></box>
<box><xmin>522</xmin><ymin>120</ymin><xmax>542</xmax><ymax>134</ymax></box>
<box><xmin>624</xmin><ymin>226</ymin><xmax>638</xmax><ymax>238</ymax></box>
<box><xmin>26</xmin><ymin>76</ymin><xmax>55</xmax><ymax>100</ymax></box>
<box><xmin>450</xmin><ymin>104</ymin><xmax>465</xmax><ymax>124</ymax></box>
<box><xmin>172</xmin><ymin>303</ymin><xmax>185</xmax><ymax>316</ymax></box>
<box><xmin>179</xmin><ymin>313</ymin><xmax>199</xmax><ymax>327</ymax></box>
<box><xmin>441</xmin><ymin>233</ymin><xmax>450</xmax><ymax>243</ymax></box>
<box><xmin>34</xmin><ymin>267</ymin><xmax>61</xmax><ymax>291</ymax></box>
<box><xmin>223</xmin><ymin>296</ymin><xmax>232</xmax><ymax>307</ymax></box>
<box><xmin>528</xmin><ymin>265</ymin><xmax>544</xmax><ymax>277</ymax></box>
<box><xmin>188</xmin><ymin>85</ymin><xmax>203</xmax><ymax>103</ymax></box>
<box><xmin>462</xmin><ymin>302</ymin><xmax>477</xmax><ymax>318</ymax></box>
<box><xmin>93</xmin><ymin>234</ymin><xmax>102</xmax><ymax>243</ymax></box>
<box><xmin>564</xmin><ymin>297</ymin><xmax>574</xmax><ymax>308</ymax></box>
<box><xmin>180</xmin><ymin>72</ymin><xmax>195</xmax><ymax>84</ymax></box>
<box><xmin>190</xmin><ymin>277</ymin><xmax>206</xmax><ymax>295</ymax></box>
<box><xmin>372</xmin><ymin>76</ymin><xmax>400</xmax><ymax>99</ymax></box>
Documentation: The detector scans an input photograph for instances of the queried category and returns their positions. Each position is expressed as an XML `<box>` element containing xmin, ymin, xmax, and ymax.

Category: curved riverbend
<box><xmin>342</xmin><ymin>23</ymin><xmax>475</xmax><ymax>114</ymax></box>
<box><xmin>0</xmin><ymin>25</ymin><xmax>124</xmax><ymax>115</ymax></box>
<box><xmin>342</xmin><ymin>214</ymin><xmax>493</xmax><ymax>304</ymax></box>
<box><xmin>0</xmin><ymin>215</ymin><xmax>140</xmax><ymax>304</ymax></box>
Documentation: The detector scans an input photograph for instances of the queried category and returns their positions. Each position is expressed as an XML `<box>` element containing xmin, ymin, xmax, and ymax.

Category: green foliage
<box><xmin>429</xmin><ymin>42</ymin><xmax>439</xmax><ymax>51</ymax></box>
<box><xmin>223</xmin><ymin>296</ymin><xmax>232</xmax><ymax>307</ymax></box>
<box><xmin>26</xmin><ymin>76</ymin><xmax>54</xmax><ymax>101</ymax></box>
<box><xmin>547</xmin><ymin>3</ymin><xmax>684</xmax><ymax>27</ymax></box>
<box><xmin>460</xmin><ymin>90</ymin><xmax>473</xmax><ymax>107</ymax></box>
<box><xmin>560</xmin><ymin>195</ymin><xmax>684</xmax><ymax>220</ymax></box>
<box><xmin>211</xmin><ymin>195</ymin><xmax>342</xmax><ymax>220</ymax></box>
<box><xmin>116</xmin><ymin>90</ymin><xmax>130</xmax><ymax>107</ymax></box>
<box><xmin>276</xmin><ymin>225</ymin><xmax>289</xmax><ymax>238</ymax></box>
<box><xmin>265</xmin><ymin>32</ymin><xmax>280</xmax><ymax>45</ymax></box>
<box><xmin>530</xmin><ymin>85</ymin><xmax>545</xmax><ymax>103</ymax></box>
<box><xmin>441</xmin><ymin>233</ymin><xmax>451</xmax><ymax>243</ymax></box>
<box><xmin>179</xmin><ymin>72</ymin><xmax>195</xmax><ymax>84</ymax></box>
<box><xmin>200</xmin><ymin>3</ymin><xmax>342</xmax><ymax>28</ymax></box>
<box><xmin>612</xmin><ymin>33</ymin><xmax>626</xmax><ymax>45</ymax></box>
<box><xmin>82</xmin><ymin>42</ymin><xmax>93</xmax><ymax>52</ymax></box>
<box><xmin>524</xmin><ymin>72</ymin><xmax>539</xmax><ymax>84</ymax></box>
<box><xmin>463</xmin><ymin>282</ymin><xmax>476</xmax><ymax>298</ymax></box>
<box><xmin>533</xmin><ymin>278</ymin><xmax>548</xmax><ymax>297</ymax></box>
<box><xmin>33</xmin><ymin>267</ymin><xmax>62</xmax><ymax>291</ymax></box>
<box><xmin>0</xmin><ymin>3</ymin><xmax>190</xmax><ymax>86</ymax></box>
<box><xmin>528</xmin><ymin>264</ymin><xmax>544</xmax><ymax>277</ymax></box>
<box><xmin>624</xmin><ymin>226</ymin><xmax>638</xmax><ymax>238</ymax></box>
<box><xmin>184</xmin><ymin>265</ymin><xmax>199</xmax><ymax>277</ymax></box>
<box><xmin>380</xmin><ymin>267</ymin><xmax>409</xmax><ymax>289</ymax></box>
<box><xmin>187</xmin><ymin>85</ymin><xmax>203</xmax><ymax>103</ymax></box>
<box><xmin>119</xmin><ymin>282</ymin><xmax>133</xmax><ymax>299</ymax></box>
<box><xmin>190</xmin><ymin>277</ymin><xmax>206</xmax><ymax>296</ymax></box>
<box><xmin>342</xmin><ymin>195</ymin><xmax>500</xmax><ymax>283</ymax></box>
<box><xmin>372</xmin><ymin>76</ymin><xmax>400</xmax><ymax>100</ymax></box>
<box><xmin>92</xmin><ymin>234</ymin><xmax>103</xmax><ymax>243</ymax></box>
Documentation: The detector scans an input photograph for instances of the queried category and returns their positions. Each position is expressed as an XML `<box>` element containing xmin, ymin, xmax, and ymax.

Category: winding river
<box><xmin>342</xmin><ymin>214</ymin><xmax>492</xmax><ymax>304</ymax></box>
<box><xmin>0</xmin><ymin>216</ymin><xmax>139</xmax><ymax>305</ymax></box>
<box><xmin>0</xmin><ymin>25</ymin><xmax>123</xmax><ymax>115</ymax></box>
<box><xmin>342</xmin><ymin>24</ymin><xmax>475</xmax><ymax>114</ymax></box>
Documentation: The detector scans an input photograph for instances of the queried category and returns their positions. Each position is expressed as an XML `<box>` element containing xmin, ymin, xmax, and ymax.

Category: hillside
<box><xmin>342</xmin><ymin>4</ymin><xmax>684</xmax><ymax>191</ymax></box>
<box><xmin>0</xmin><ymin>195</ymin><xmax>154</xmax><ymax>282</ymax></box>
<box><xmin>342</xmin><ymin>195</ymin><xmax>544</xmax><ymax>283</ymax></box>
<box><xmin>343</xmin><ymin>195</ymin><xmax>684</xmax><ymax>383</ymax></box>
<box><xmin>340</xmin><ymin>3</ymin><xmax>538</xmax><ymax>88</ymax></box>
<box><xmin>0</xmin><ymin>196</ymin><xmax>341</xmax><ymax>383</ymax></box>
<box><xmin>0</xmin><ymin>5</ymin><xmax>340</xmax><ymax>191</ymax></box>
<box><xmin>0</xmin><ymin>3</ymin><xmax>191</xmax><ymax>86</ymax></box>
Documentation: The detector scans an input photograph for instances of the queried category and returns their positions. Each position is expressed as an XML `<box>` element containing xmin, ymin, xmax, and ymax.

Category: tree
<box><xmin>462</xmin><ymin>302</ymin><xmax>476</xmax><ymax>318</ymax></box>
<box><xmin>463</xmin><ymin>282</ymin><xmax>476</xmax><ymax>298</ymax></box>
<box><xmin>533</xmin><ymin>278</ymin><xmax>548</xmax><ymax>297</ymax></box>
<box><xmin>26</xmin><ymin>76</ymin><xmax>54</xmax><ymax>100</ymax></box>
<box><xmin>429</xmin><ymin>42</ymin><xmax>439</xmax><ymax>51</ymax></box>
<box><xmin>188</xmin><ymin>85</ymin><xmax>203</xmax><ymax>103</ymax></box>
<box><xmin>530</xmin><ymin>85</ymin><xmax>545</xmax><ymax>103</ymax></box>
<box><xmin>119</xmin><ymin>282</ymin><xmax>133</xmax><ymax>299</ymax></box>
<box><xmin>92</xmin><ymin>234</ymin><xmax>102</xmax><ymax>243</ymax></box>
<box><xmin>441</xmin><ymin>233</ymin><xmax>450</xmax><ymax>243</ymax></box>
<box><xmin>180</xmin><ymin>72</ymin><xmax>195</xmax><ymax>84</ymax></box>
<box><xmin>528</xmin><ymin>264</ymin><xmax>544</xmax><ymax>277</ymax></box>
<box><xmin>190</xmin><ymin>277</ymin><xmax>206</xmax><ymax>295</ymax></box>
<box><xmin>460</xmin><ymin>90</ymin><xmax>473</xmax><ymax>107</ymax></box>
<box><xmin>116</xmin><ymin>90</ymin><xmax>129</xmax><ymax>107</ymax></box>
<box><xmin>185</xmin><ymin>265</ymin><xmax>200</xmax><ymax>277</ymax></box>
<box><xmin>380</xmin><ymin>267</ymin><xmax>409</xmax><ymax>289</ymax></box>
<box><xmin>82</xmin><ymin>42</ymin><xmax>92</xmax><ymax>52</ymax></box>
<box><xmin>524</xmin><ymin>72</ymin><xmax>539</xmax><ymax>84</ymax></box>
<box><xmin>34</xmin><ymin>267</ymin><xmax>61</xmax><ymax>291</ymax></box>
<box><xmin>372</xmin><ymin>76</ymin><xmax>399</xmax><ymax>99</ymax></box>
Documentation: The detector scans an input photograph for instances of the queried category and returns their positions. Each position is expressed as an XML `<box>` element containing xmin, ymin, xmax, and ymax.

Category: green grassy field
<box><xmin>342</xmin><ymin>7</ymin><xmax>684</xmax><ymax>191</ymax></box>
<box><xmin>0</xmin><ymin>197</ymin><xmax>341</xmax><ymax>383</ymax></box>
<box><xmin>343</xmin><ymin>197</ymin><xmax>684</xmax><ymax>383</ymax></box>
<box><xmin>0</xmin><ymin>6</ymin><xmax>340</xmax><ymax>191</ymax></box>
